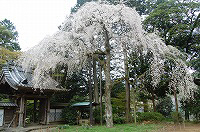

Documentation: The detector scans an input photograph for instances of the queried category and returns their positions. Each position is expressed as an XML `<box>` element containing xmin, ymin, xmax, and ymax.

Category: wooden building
<box><xmin>0</xmin><ymin>61</ymin><xmax>66</xmax><ymax>127</ymax></box>
<box><xmin>0</xmin><ymin>102</ymin><xmax>18</xmax><ymax>127</ymax></box>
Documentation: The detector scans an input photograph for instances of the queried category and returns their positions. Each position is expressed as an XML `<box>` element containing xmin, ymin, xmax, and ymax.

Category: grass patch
<box><xmin>55</xmin><ymin>124</ymin><xmax>161</xmax><ymax>132</ymax></box>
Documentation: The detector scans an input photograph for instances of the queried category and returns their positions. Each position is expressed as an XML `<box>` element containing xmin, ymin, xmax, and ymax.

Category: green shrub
<box><xmin>171</xmin><ymin>112</ymin><xmax>183</xmax><ymax>123</ymax></box>
<box><xmin>137</xmin><ymin>112</ymin><xmax>164</xmax><ymax>122</ymax></box>
<box><xmin>93</xmin><ymin>107</ymin><xmax>105</xmax><ymax>124</ymax></box>
<box><xmin>57</xmin><ymin>124</ymin><xmax>70</xmax><ymax>129</ymax></box>
<box><xmin>156</xmin><ymin>96</ymin><xmax>173</xmax><ymax>117</ymax></box>
<box><xmin>61</xmin><ymin>107</ymin><xmax>78</xmax><ymax>125</ymax></box>
<box><xmin>113</xmin><ymin>114</ymin><xmax>126</xmax><ymax>124</ymax></box>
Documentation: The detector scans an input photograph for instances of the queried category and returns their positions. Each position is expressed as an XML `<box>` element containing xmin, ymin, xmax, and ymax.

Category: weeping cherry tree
<box><xmin>19</xmin><ymin>1</ymin><xmax>197</xmax><ymax>127</ymax></box>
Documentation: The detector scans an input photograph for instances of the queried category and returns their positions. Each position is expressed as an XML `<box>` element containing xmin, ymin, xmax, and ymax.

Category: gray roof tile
<box><xmin>0</xmin><ymin>102</ymin><xmax>18</xmax><ymax>107</ymax></box>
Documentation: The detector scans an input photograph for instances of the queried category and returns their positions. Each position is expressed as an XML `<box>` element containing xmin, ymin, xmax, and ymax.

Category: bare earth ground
<box><xmin>154</xmin><ymin>123</ymin><xmax>200</xmax><ymax>132</ymax></box>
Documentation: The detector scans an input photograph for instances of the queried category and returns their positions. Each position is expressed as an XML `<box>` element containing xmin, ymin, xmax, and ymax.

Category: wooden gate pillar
<box><xmin>23</xmin><ymin>99</ymin><xmax>27</xmax><ymax>127</ymax></box>
<box><xmin>46</xmin><ymin>97</ymin><xmax>50</xmax><ymax>124</ymax></box>
<box><xmin>18</xmin><ymin>96</ymin><xmax>25</xmax><ymax>127</ymax></box>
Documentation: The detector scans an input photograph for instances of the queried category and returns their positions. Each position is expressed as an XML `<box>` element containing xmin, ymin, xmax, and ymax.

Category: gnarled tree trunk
<box><xmin>103</xmin><ymin>24</ymin><xmax>113</xmax><ymax>128</ymax></box>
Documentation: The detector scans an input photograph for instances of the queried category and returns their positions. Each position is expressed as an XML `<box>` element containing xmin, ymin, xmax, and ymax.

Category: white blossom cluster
<box><xmin>19</xmin><ymin>2</ymin><xmax>197</xmax><ymax>98</ymax></box>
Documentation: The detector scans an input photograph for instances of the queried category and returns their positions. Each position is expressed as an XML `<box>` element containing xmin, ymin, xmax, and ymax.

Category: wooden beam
<box><xmin>13</xmin><ymin>95</ymin><xmax>50</xmax><ymax>99</ymax></box>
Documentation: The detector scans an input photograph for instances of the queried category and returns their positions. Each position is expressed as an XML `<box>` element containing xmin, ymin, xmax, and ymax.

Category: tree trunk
<box><xmin>103</xmin><ymin>58</ymin><xmax>113</xmax><ymax>127</ymax></box>
<box><xmin>61</xmin><ymin>65</ymin><xmax>68</xmax><ymax>86</ymax></box>
<box><xmin>185</xmin><ymin>109</ymin><xmax>189</xmax><ymax>120</ymax></box>
<box><xmin>184</xmin><ymin>101</ymin><xmax>189</xmax><ymax>120</ymax></box>
<box><xmin>132</xmin><ymin>87</ymin><xmax>137</xmax><ymax>124</ymax></box>
<box><xmin>151</xmin><ymin>91</ymin><xmax>156</xmax><ymax>112</ymax></box>
<box><xmin>88</xmin><ymin>57</ymin><xmax>93</xmax><ymax>126</ymax></box>
<box><xmin>99</xmin><ymin>64</ymin><xmax>103</xmax><ymax>125</ymax></box>
<box><xmin>173</xmin><ymin>87</ymin><xmax>179</xmax><ymax>112</ymax></box>
<box><xmin>143</xmin><ymin>99</ymin><xmax>148</xmax><ymax>112</ymax></box>
<box><xmin>123</xmin><ymin>43</ymin><xmax>130</xmax><ymax>123</ymax></box>
<box><xmin>102</xmin><ymin>23</ymin><xmax>113</xmax><ymax>127</ymax></box>
<box><xmin>93</xmin><ymin>59</ymin><xmax>99</xmax><ymax>104</ymax></box>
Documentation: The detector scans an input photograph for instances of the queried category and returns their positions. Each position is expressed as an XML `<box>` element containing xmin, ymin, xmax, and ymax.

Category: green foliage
<box><xmin>111</xmin><ymin>82</ymin><xmax>125</xmax><ymax>98</ymax></box>
<box><xmin>93</xmin><ymin>107</ymin><xmax>105</xmax><ymax>124</ymax></box>
<box><xmin>143</xmin><ymin>0</ymin><xmax>200</xmax><ymax>56</ymax></box>
<box><xmin>0</xmin><ymin>19</ymin><xmax>20</xmax><ymax>51</ymax></box>
<box><xmin>0</xmin><ymin>47</ymin><xmax>20</xmax><ymax>73</ymax></box>
<box><xmin>51</xmin><ymin>72</ymin><xmax>88</xmax><ymax>103</ymax></box>
<box><xmin>71</xmin><ymin>0</ymin><xmax>98</xmax><ymax>13</ymax></box>
<box><xmin>0</xmin><ymin>94</ymin><xmax>9</xmax><ymax>101</ymax></box>
<box><xmin>72</xmin><ymin>0</ymin><xmax>168</xmax><ymax>16</ymax></box>
<box><xmin>137</xmin><ymin>112</ymin><xmax>165</xmax><ymax>122</ymax></box>
<box><xmin>57</xmin><ymin>124</ymin><xmax>70</xmax><ymax>129</ymax></box>
<box><xmin>61</xmin><ymin>107</ymin><xmax>78</xmax><ymax>125</ymax></box>
<box><xmin>180</xmin><ymin>86</ymin><xmax>200</xmax><ymax>121</ymax></box>
<box><xmin>129</xmin><ymin>49</ymin><xmax>169</xmax><ymax>112</ymax></box>
<box><xmin>156</xmin><ymin>96</ymin><xmax>173</xmax><ymax>117</ymax></box>
<box><xmin>171</xmin><ymin>112</ymin><xmax>183</xmax><ymax>123</ymax></box>
<box><xmin>113</xmin><ymin>114</ymin><xmax>126</xmax><ymax>124</ymax></box>
<box><xmin>26</xmin><ymin>101</ymin><xmax>34</xmax><ymax>123</ymax></box>
<box><xmin>112</xmin><ymin>91</ymin><xmax>126</xmax><ymax>116</ymax></box>
<box><xmin>111</xmin><ymin>81</ymin><xmax>126</xmax><ymax>117</ymax></box>
<box><xmin>190</xmin><ymin>56</ymin><xmax>200</xmax><ymax>77</ymax></box>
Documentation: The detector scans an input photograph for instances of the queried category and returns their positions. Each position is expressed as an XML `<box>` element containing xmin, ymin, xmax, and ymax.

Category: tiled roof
<box><xmin>0</xmin><ymin>61</ymin><xmax>66</xmax><ymax>91</ymax></box>
<box><xmin>0</xmin><ymin>102</ymin><xmax>18</xmax><ymax>107</ymax></box>
<box><xmin>1</xmin><ymin>61</ymin><xmax>33</xmax><ymax>90</ymax></box>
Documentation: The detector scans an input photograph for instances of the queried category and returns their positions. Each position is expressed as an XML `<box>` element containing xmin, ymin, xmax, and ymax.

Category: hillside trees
<box><xmin>0</xmin><ymin>19</ymin><xmax>20</xmax><ymax>51</ymax></box>
<box><xmin>0</xmin><ymin>19</ymin><xmax>21</xmax><ymax>73</ymax></box>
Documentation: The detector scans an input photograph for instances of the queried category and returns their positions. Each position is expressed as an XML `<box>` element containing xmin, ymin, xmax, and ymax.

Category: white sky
<box><xmin>0</xmin><ymin>0</ymin><xmax>76</xmax><ymax>51</ymax></box>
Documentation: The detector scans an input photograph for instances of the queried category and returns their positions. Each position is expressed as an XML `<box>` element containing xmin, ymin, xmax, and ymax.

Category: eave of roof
<box><xmin>0</xmin><ymin>61</ymin><xmax>66</xmax><ymax>92</ymax></box>
<box><xmin>72</xmin><ymin>102</ymin><xmax>98</xmax><ymax>107</ymax></box>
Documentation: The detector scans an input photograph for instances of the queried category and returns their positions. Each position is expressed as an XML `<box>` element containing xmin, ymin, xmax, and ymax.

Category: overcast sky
<box><xmin>0</xmin><ymin>0</ymin><xmax>76</xmax><ymax>51</ymax></box>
